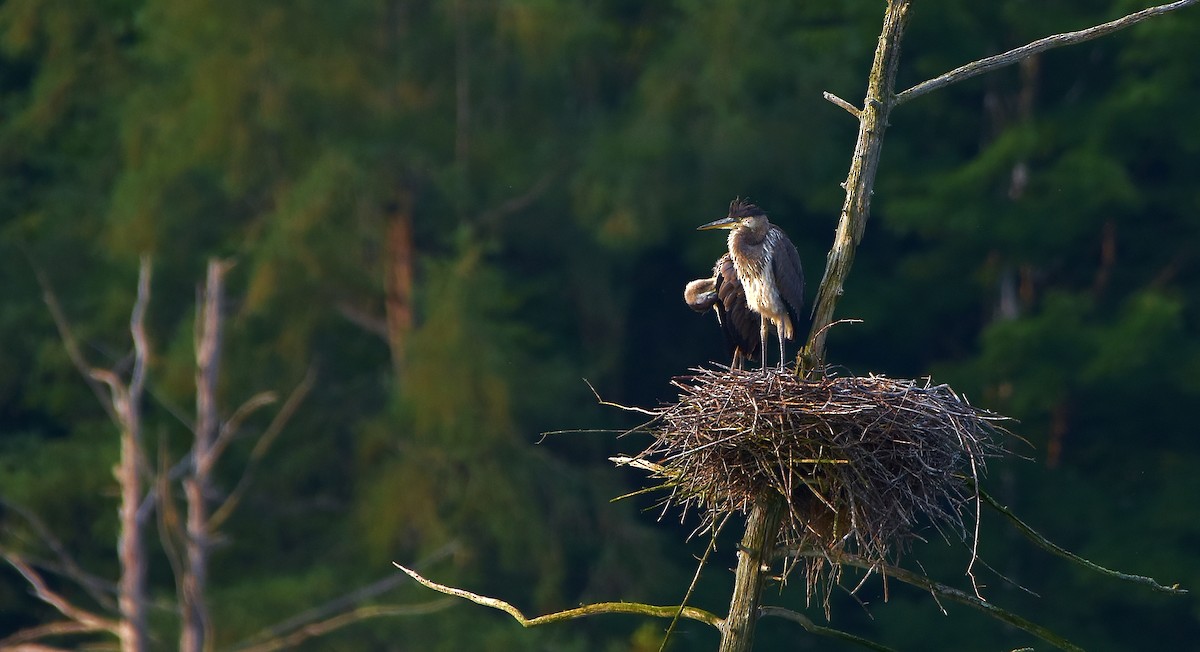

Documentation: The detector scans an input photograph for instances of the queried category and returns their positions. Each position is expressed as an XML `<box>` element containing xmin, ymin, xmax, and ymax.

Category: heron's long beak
<box><xmin>697</xmin><ymin>216</ymin><xmax>739</xmax><ymax>231</ymax></box>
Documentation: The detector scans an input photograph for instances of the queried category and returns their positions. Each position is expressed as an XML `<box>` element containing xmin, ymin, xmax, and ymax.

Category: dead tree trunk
<box><xmin>181</xmin><ymin>259</ymin><xmax>231</xmax><ymax>652</ymax></box>
<box><xmin>803</xmin><ymin>0</ymin><xmax>912</xmax><ymax>370</ymax></box>
<box><xmin>717</xmin><ymin>497</ymin><xmax>783</xmax><ymax>652</ymax></box>
<box><xmin>716</xmin><ymin>3</ymin><xmax>913</xmax><ymax>650</ymax></box>
<box><xmin>93</xmin><ymin>257</ymin><xmax>154</xmax><ymax>652</ymax></box>
<box><xmin>384</xmin><ymin>194</ymin><xmax>415</xmax><ymax>381</ymax></box>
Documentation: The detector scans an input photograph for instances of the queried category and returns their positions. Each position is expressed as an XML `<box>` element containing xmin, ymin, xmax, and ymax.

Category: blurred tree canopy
<box><xmin>2</xmin><ymin>0</ymin><xmax>1198</xmax><ymax>649</ymax></box>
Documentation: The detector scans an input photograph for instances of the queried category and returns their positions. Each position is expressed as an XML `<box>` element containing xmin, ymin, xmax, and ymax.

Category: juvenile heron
<box><xmin>688</xmin><ymin>199</ymin><xmax>805</xmax><ymax>369</ymax></box>
<box><xmin>685</xmin><ymin>253</ymin><xmax>761</xmax><ymax>367</ymax></box>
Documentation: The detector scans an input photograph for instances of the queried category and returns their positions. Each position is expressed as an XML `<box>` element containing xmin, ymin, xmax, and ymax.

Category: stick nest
<box><xmin>615</xmin><ymin>366</ymin><xmax>1010</xmax><ymax>592</ymax></box>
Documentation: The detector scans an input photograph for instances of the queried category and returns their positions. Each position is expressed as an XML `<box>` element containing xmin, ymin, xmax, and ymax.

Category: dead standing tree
<box><xmin>406</xmin><ymin>0</ymin><xmax>1193</xmax><ymax>649</ymax></box>
<box><xmin>3</xmin><ymin>258</ymin><xmax>316</xmax><ymax>651</ymax></box>
<box><xmin>9</xmin><ymin>255</ymin><xmax>470</xmax><ymax>651</ymax></box>
<box><xmin>8</xmin><ymin>256</ymin><xmax>156</xmax><ymax>652</ymax></box>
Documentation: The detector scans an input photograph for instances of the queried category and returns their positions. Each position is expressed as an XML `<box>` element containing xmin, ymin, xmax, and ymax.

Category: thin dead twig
<box><xmin>209</xmin><ymin>366</ymin><xmax>316</xmax><ymax>532</ymax></box>
<box><xmin>2</xmin><ymin>551</ymin><xmax>120</xmax><ymax>636</ymax></box>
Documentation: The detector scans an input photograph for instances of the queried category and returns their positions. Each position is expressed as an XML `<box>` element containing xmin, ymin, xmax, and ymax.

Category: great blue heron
<box><xmin>686</xmin><ymin>199</ymin><xmax>805</xmax><ymax>369</ymax></box>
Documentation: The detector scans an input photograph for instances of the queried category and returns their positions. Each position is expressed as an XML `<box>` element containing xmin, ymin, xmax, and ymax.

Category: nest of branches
<box><xmin>616</xmin><ymin>366</ymin><xmax>1010</xmax><ymax>594</ymax></box>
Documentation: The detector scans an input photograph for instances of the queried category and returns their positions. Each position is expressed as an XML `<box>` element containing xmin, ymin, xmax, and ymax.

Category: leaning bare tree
<box><xmin>398</xmin><ymin>2</ymin><xmax>1193</xmax><ymax>650</ymax></box>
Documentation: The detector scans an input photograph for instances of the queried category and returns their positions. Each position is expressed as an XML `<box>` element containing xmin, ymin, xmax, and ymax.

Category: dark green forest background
<box><xmin>3</xmin><ymin>1</ymin><xmax>1199</xmax><ymax>650</ymax></box>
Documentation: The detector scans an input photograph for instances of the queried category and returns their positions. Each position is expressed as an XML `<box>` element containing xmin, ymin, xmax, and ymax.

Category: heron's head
<box><xmin>697</xmin><ymin>199</ymin><xmax>769</xmax><ymax>240</ymax></box>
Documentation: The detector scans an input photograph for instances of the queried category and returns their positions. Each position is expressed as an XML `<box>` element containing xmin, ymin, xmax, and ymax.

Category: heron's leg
<box><xmin>778</xmin><ymin>332</ymin><xmax>786</xmax><ymax>371</ymax></box>
<box><xmin>759</xmin><ymin>317</ymin><xmax>769</xmax><ymax>370</ymax></box>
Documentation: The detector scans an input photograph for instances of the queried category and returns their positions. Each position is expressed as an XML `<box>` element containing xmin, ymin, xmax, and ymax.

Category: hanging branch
<box><xmin>976</xmin><ymin>486</ymin><xmax>1186</xmax><ymax>595</ymax></box>
<box><xmin>895</xmin><ymin>0</ymin><xmax>1200</xmax><ymax>105</ymax></box>
<box><xmin>802</xmin><ymin>551</ymin><xmax>1084</xmax><ymax>652</ymax></box>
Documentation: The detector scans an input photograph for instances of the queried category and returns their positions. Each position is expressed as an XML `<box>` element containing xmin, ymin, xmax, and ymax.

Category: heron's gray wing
<box><xmin>714</xmin><ymin>254</ymin><xmax>761</xmax><ymax>361</ymax></box>
<box><xmin>770</xmin><ymin>229</ymin><xmax>805</xmax><ymax>340</ymax></box>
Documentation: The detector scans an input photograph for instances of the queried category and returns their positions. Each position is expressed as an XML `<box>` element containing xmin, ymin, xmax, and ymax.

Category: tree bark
<box><xmin>114</xmin><ymin>257</ymin><xmax>152</xmax><ymax>652</ymax></box>
<box><xmin>181</xmin><ymin>259</ymin><xmax>230</xmax><ymax>652</ymax></box>
<box><xmin>717</xmin><ymin>496</ymin><xmax>783</xmax><ymax>652</ymax></box>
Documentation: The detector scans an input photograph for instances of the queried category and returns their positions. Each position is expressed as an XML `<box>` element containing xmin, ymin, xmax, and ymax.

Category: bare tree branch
<box><xmin>758</xmin><ymin>606</ymin><xmax>894</xmax><ymax>651</ymax></box>
<box><xmin>20</xmin><ymin>257</ymin><xmax>153</xmax><ymax>651</ymax></box>
<box><xmin>895</xmin><ymin>0</ymin><xmax>1200</xmax><ymax>105</ymax></box>
<box><xmin>231</xmin><ymin>601</ymin><xmax>458</xmax><ymax>652</ymax></box>
<box><xmin>1</xmin><ymin>633</ymin><xmax>94</xmax><ymax>652</ymax></box>
<box><xmin>128</xmin><ymin>255</ymin><xmax>151</xmax><ymax>412</ymax></box>
<box><xmin>2</xmin><ymin>551</ymin><xmax>120</xmax><ymax>636</ymax></box>
<box><xmin>26</xmin><ymin>256</ymin><xmax>118</xmax><ymax>425</ymax></box>
<box><xmin>335</xmin><ymin>301</ymin><xmax>390</xmax><ymax>341</ymax></box>
<box><xmin>393</xmin><ymin>563</ymin><xmax>723</xmax><ymax>629</ymax></box>
<box><xmin>0</xmin><ymin>620</ymin><xmax>107</xmax><ymax>648</ymax></box>
<box><xmin>208</xmin><ymin>391</ymin><xmax>278</xmax><ymax>482</ymax></box>
<box><xmin>230</xmin><ymin>542</ymin><xmax>460</xmax><ymax>651</ymax></box>
<box><xmin>0</xmin><ymin>499</ymin><xmax>117</xmax><ymax>611</ymax></box>
<box><xmin>976</xmin><ymin>486</ymin><xmax>1186</xmax><ymax>595</ymax></box>
<box><xmin>822</xmin><ymin>91</ymin><xmax>861</xmax><ymax>118</ymax></box>
<box><xmin>719</xmin><ymin>497</ymin><xmax>782</xmax><ymax>652</ymax></box>
<box><xmin>803</xmin><ymin>551</ymin><xmax>1084</xmax><ymax>652</ymax></box>
<box><xmin>208</xmin><ymin>365</ymin><xmax>316</xmax><ymax>532</ymax></box>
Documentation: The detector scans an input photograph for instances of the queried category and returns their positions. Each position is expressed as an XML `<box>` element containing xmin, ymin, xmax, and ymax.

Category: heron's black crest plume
<box><xmin>728</xmin><ymin>198</ymin><xmax>765</xmax><ymax>219</ymax></box>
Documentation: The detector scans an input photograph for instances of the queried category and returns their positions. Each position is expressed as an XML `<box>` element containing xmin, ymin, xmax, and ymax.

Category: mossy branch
<box><xmin>976</xmin><ymin>486</ymin><xmax>1187</xmax><ymax>595</ymax></box>
<box><xmin>392</xmin><ymin>563</ymin><xmax>723</xmax><ymax>629</ymax></box>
